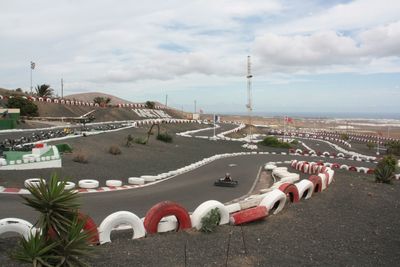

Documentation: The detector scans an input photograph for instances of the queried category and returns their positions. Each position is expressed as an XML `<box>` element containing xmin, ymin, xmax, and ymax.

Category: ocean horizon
<box><xmin>219</xmin><ymin>111</ymin><xmax>400</xmax><ymax>121</ymax></box>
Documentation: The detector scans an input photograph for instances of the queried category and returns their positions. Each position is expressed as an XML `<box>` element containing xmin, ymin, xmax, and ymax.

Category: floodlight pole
<box><xmin>30</xmin><ymin>62</ymin><xmax>33</xmax><ymax>94</ymax></box>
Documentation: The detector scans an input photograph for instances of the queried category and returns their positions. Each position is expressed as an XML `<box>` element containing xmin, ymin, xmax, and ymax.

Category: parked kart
<box><xmin>214</xmin><ymin>173</ymin><xmax>238</xmax><ymax>187</ymax></box>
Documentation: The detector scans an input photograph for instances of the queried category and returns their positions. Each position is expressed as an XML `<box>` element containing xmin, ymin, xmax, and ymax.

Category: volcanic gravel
<box><xmin>0</xmin><ymin>123</ymin><xmax>290</xmax><ymax>188</ymax></box>
<box><xmin>1</xmin><ymin>171</ymin><xmax>399</xmax><ymax>266</ymax></box>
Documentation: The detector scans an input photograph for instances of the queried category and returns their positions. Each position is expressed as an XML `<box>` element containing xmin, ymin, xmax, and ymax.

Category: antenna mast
<box><xmin>246</xmin><ymin>55</ymin><xmax>253</xmax><ymax>143</ymax></box>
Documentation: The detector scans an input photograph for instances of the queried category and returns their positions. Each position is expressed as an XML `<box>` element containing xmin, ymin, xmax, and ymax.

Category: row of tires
<box><xmin>290</xmin><ymin>147</ymin><xmax>375</xmax><ymax>162</ymax></box>
<box><xmin>1</xmin><ymin>159</ymin><xmax>336</xmax><ymax>245</ymax></box>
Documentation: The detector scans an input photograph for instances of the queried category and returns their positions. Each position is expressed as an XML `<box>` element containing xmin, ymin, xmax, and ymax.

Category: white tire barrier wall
<box><xmin>0</xmin><ymin>218</ymin><xmax>34</xmax><ymax>240</ymax></box>
<box><xmin>78</xmin><ymin>179</ymin><xmax>99</xmax><ymax>189</ymax></box>
<box><xmin>295</xmin><ymin>180</ymin><xmax>314</xmax><ymax>200</ymax></box>
<box><xmin>106</xmin><ymin>180</ymin><xmax>123</xmax><ymax>187</ymax></box>
<box><xmin>98</xmin><ymin>211</ymin><xmax>146</xmax><ymax>244</ymax></box>
<box><xmin>258</xmin><ymin>189</ymin><xmax>286</xmax><ymax>215</ymax></box>
<box><xmin>128</xmin><ymin>177</ymin><xmax>145</xmax><ymax>185</ymax></box>
<box><xmin>191</xmin><ymin>200</ymin><xmax>230</xmax><ymax>230</ymax></box>
<box><xmin>157</xmin><ymin>216</ymin><xmax>178</xmax><ymax>233</ymax></box>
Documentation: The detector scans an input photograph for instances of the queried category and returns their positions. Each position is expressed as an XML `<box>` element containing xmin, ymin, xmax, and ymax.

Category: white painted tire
<box><xmin>295</xmin><ymin>180</ymin><xmax>314</xmax><ymax>200</ymax></box>
<box><xmin>141</xmin><ymin>175</ymin><xmax>157</xmax><ymax>182</ymax></box>
<box><xmin>258</xmin><ymin>189</ymin><xmax>286</xmax><ymax>215</ymax></box>
<box><xmin>225</xmin><ymin>203</ymin><xmax>241</xmax><ymax>214</ymax></box>
<box><xmin>128</xmin><ymin>177</ymin><xmax>145</xmax><ymax>185</ymax></box>
<box><xmin>24</xmin><ymin>178</ymin><xmax>45</xmax><ymax>189</ymax></box>
<box><xmin>191</xmin><ymin>200</ymin><xmax>230</xmax><ymax>230</ymax></box>
<box><xmin>0</xmin><ymin>218</ymin><xmax>34</xmax><ymax>240</ymax></box>
<box><xmin>157</xmin><ymin>216</ymin><xmax>178</xmax><ymax>233</ymax></box>
<box><xmin>265</xmin><ymin>164</ymin><xmax>276</xmax><ymax>171</ymax></box>
<box><xmin>318</xmin><ymin>173</ymin><xmax>328</xmax><ymax>191</ymax></box>
<box><xmin>98</xmin><ymin>211</ymin><xmax>145</xmax><ymax>244</ymax></box>
<box><xmin>340</xmin><ymin>165</ymin><xmax>349</xmax><ymax>170</ymax></box>
<box><xmin>78</xmin><ymin>179</ymin><xmax>99</xmax><ymax>189</ymax></box>
<box><xmin>106</xmin><ymin>180</ymin><xmax>122</xmax><ymax>187</ymax></box>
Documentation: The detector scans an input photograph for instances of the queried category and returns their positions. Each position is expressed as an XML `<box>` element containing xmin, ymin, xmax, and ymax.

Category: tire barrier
<box><xmin>0</xmin><ymin>218</ymin><xmax>35</xmax><ymax>240</ymax></box>
<box><xmin>128</xmin><ymin>177</ymin><xmax>145</xmax><ymax>185</ymax></box>
<box><xmin>64</xmin><ymin>181</ymin><xmax>76</xmax><ymax>190</ymax></box>
<box><xmin>105</xmin><ymin>180</ymin><xmax>123</xmax><ymax>187</ymax></box>
<box><xmin>78</xmin><ymin>179</ymin><xmax>99</xmax><ymax>189</ymax></box>
<box><xmin>308</xmin><ymin>175</ymin><xmax>322</xmax><ymax>193</ymax></box>
<box><xmin>258</xmin><ymin>189</ymin><xmax>286</xmax><ymax>215</ymax></box>
<box><xmin>24</xmin><ymin>178</ymin><xmax>46</xmax><ymax>189</ymax></box>
<box><xmin>295</xmin><ymin>180</ymin><xmax>314</xmax><ymax>200</ymax></box>
<box><xmin>230</xmin><ymin>206</ymin><xmax>268</xmax><ymax>225</ymax></box>
<box><xmin>98</xmin><ymin>211</ymin><xmax>145</xmax><ymax>244</ymax></box>
<box><xmin>78</xmin><ymin>213</ymin><xmax>99</xmax><ymax>244</ymax></box>
<box><xmin>278</xmin><ymin>183</ymin><xmax>300</xmax><ymax>203</ymax></box>
<box><xmin>191</xmin><ymin>200</ymin><xmax>230</xmax><ymax>230</ymax></box>
<box><xmin>143</xmin><ymin>201</ymin><xmax>191</xmax><ymax>234</ymax></box>
<box><xmin>226</xmin><ymin>203</ymin><xmax>241</xmax><ymax>214</ymax></box>
<box><xmin>349</xmin><ymin>166</ymin><xmax>357</xmax><ymax>171</ymax></box>
<box><xmin>157</xmin><ymin>216</ymin><xmax>178</xmax><ymax>233</ymax></box>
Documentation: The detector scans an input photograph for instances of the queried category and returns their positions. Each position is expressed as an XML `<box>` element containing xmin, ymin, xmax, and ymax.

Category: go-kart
<box><xmin>214</xmin><ymin>178</ymin><xmax>239</xmax><ymax>187</ymax></box>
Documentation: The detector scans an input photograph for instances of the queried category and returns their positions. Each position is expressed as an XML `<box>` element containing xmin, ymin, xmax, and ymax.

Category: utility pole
<box><xmin>61</xmin><ymin>78</ymin><xmax>64</xmax><ymax>98</ymax></box>
<box><xmin>194</xmin><ymin>100</ymin><xmax>197</xmax><ymax>114</ymax></box>
<box><xmin>246</xmin><ymin>55</ymin><xmax>253</xmax><ymax>144</ymax></box>
<box><xmin>30</xmin><ymin>61</ymin><xmax>35</xmax><ymax>94</ymax></box>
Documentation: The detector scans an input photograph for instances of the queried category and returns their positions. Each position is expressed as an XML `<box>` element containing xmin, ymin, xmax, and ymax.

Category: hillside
<box><xmin>66</xmin><ymin>92</ymin><xmax>138</xmax><ymax>105</ymax></box>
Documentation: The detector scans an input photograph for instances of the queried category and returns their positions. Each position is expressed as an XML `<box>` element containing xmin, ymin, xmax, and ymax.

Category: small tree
<box><xmin>386</xmin><ymin>141</ymin><xmax>400</xmax><ymax>156</ymax></box>
<box><xmin>366</xmin><ymin>141</ymin><xmax>375</xmax><ymax>150</ymax></box>
<box><xmin>7</xmin><ymin>97</ymin><xmax>38</xmax><ymax>116</ymax></box>
<box><xmin>145</xmin><ymin>101</ymin><xmax>155</xmax><ymax>109</ymax></box>
<box><xmin>200</xmin><ymin>208</ymin><xmax>221</xmax><ymax>233</ymax></box>
<box><xmin>35</xmin><ymin>84</ymin><xmax>53</xmax><ymax>97</ymax></box>
<box><xmin>340</xmin><ymin>133</ymin><xmax>349</xmax><ymax>141</ymax></box>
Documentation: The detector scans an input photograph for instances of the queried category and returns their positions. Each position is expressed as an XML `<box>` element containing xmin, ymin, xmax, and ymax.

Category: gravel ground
<box><xmin>1</xmin><ymin>171</ymin><xmax>399</xmax><ymax>266</ymax></box>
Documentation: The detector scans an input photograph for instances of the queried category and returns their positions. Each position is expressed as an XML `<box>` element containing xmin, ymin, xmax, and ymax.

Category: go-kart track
<box><xmin>1</xmin><ymin>121</ymin><xmax>399</xmax><ymax>266</ymax></box>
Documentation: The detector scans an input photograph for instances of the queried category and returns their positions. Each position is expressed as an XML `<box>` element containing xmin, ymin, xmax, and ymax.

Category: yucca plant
<box><xmin>374</xmin><ymin>165</ymin><xmax>394</xmax><ymax>184</ymax></box>
<box><xmin>14</xmin><ymin>174</ymin><xmax>95</xmax><ymax>266</ymax></box>
<box><xmin>14</xmin><ymin>232</ymin><xmax>60</xmax><ymax>267</ymax></box>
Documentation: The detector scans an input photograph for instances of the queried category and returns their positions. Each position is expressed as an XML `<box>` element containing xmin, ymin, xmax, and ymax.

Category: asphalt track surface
<box><xmin>0</xmin><ymin>152</ymin><xmax>375</xmax><ymax>225</ymax></box>
<box><xmin>298</xmin><ymin>138</ymin><xmax>343</xmax><ymax>154</ymax></box>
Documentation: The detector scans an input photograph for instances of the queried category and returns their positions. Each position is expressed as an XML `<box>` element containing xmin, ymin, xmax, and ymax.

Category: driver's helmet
<box><xmin>225</xmin><ymin>173</ymin><xmax>231</xmax><ymax>178</ymax></box>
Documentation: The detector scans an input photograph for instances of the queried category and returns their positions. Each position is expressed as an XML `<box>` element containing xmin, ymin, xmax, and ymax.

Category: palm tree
<box><xmin>35</xmin><ymin>84</ymin><xmax>53</xmax><ymax>97</ymax></box>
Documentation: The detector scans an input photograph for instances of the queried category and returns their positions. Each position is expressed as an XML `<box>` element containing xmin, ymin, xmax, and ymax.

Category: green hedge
<box><xmin>259</xmin><ymin>136</ymin><xmax>291</xmax><ymax>149</ymax></box>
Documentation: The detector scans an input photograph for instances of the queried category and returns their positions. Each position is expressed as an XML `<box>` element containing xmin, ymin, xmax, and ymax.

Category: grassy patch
<box><xmin>259</xmin><ymin>136</ymin><xmax>291</xmax><ymax>149</ymax></box>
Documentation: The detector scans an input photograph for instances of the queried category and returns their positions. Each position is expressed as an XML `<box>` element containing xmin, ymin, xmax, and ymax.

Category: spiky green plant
<box><xmin>13</xmin><ymin>232</ymin><xmax>60</xmax><ymax>267</ymax></box>
<box><xmin>21</xmin><ymin>174</ymin><xmax>80</xmax><ymax>235</ymax></box>
<box><xmin>374</xmin><ymin>165</ymin><xmax>394</xmax><ymax>184</ymax></box>
<box><xmin>14</xmin><ymin>174</ymin><xmax>95</xmax><ymax>266</ymax></box>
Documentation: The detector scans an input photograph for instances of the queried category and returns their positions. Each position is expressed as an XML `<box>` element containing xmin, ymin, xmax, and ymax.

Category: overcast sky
<box><xmin>0</xmin><ymin>0</ymin><xmax>399</xmax><ymax>115</ymax></box>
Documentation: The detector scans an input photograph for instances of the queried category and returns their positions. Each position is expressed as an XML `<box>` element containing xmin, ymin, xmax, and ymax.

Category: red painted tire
<box><xmin>308</xmin><ymin>175</ymin><xmax>322</xmax><ymax>193</ymax></box>
<box><xmin>48</xmin><ymin>212</ymin><xmax>99</xmax><ymax>245</ymax></box>
<box><xmin>367</xmin><ymin>168</ymin><xmax>375</xmax><ymax>174</ymax></box>
<box><xmin>331</xmin><ymin>163</ymin><xmax>340</xmax><ymax>169</ymax></box>
<box><xmin>144</xmin><ymin>201</ymin><xmax>191</xmax><ymax>234</ymax></box>
<box><xmin>349</xmin><ymin>166</ymin><xmax>357</xmax><ymax>171</ymax></box>
<box><xmin>319</xmin><ymin>166</ymin><xmax>327</xmax><ymax>173</ymax></box>
<box><xmin>278</xmin><ymin>183</ymin><xmax>300</xmax><ymax>203</ymax></box>
<box><xmin>230</xmin><ymin>206</ymin><xmax>268</xmax><ymax>225</ymax></box>
<box><xmin>79</xmin><ymin>213</ymin><xmax>99</xmax><ymax>244</ymax></box>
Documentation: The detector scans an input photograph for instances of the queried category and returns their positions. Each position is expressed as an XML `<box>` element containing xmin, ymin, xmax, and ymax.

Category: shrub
<box><xmin>386</xmin><ymin>141</ymin><xmax>400</xmax><ymax>156</ymax></box>
<box><xmin>259</xmin><ymin>136</ymin><xmax>291</xmax><ymax>149</ymax></box>
<box><xmin>108</xmin><ymin>145</ymin><xmax>121</xmax><ymax>155</ymax></box>
<box><xmin>72</xmin><ymin>152</ymin><xmax>89</xmax><ymax>163</ymax></box>
<box><xmin>200</xmin><ymin>208</ymin><xmax>221</xmax><ymax>233</ymax></box>
<box><xmin>14</xmin><ymin>174</ymin><xmax>95</xmax><ymax>266</ymax></box>
<box><xmin>374</xmin><ymin>155</ymin><xmax>397</xmax><ymax>184</ymax></box>
<box><xmin>126</xmin><ymin>134</ymin><xmax>134</xmax><ymax>147</ymax></box>
<box><xmin>55</xmin><ymin>143</ymin><xmax>73</xmax><ymax>153</ymax></box>
<box><xmin>290</xmin><ymin>139</ymin><xmax>299</xmax><ymax>145</ymax></box>
<box><xmin>145</xmin><ymin>101</ymin><xmax>155</xmax><ymax>109</ymax></box>
<box><xmin>340</xmin><ymin>133</ymin><xmax>349</xmax><ymax>141</ymax></box>
<box><xmin>7</xmin><ymin>97</ymin><xmax>38</xmax><ymax>116</ymax></box>
<box><xmin>156</xmin><ymin>132</ymin><xmax>173</xmax><ymax>143</ymax></box>
<box><xmin>366</xmin><ymin>142</ymin><xmax>375</xmax><ymax>150</ymax></box>
<box><xmin>134</xmin><ymin>137</ymin><xmax>147</xmax><ymax>145</ymax></box>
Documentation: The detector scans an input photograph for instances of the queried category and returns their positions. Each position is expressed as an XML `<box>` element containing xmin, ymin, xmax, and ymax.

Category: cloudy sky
<box><xmin>0</xmin><ymin>0</ymin><xmax>399</xmax><ymax>115</ymax></box>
